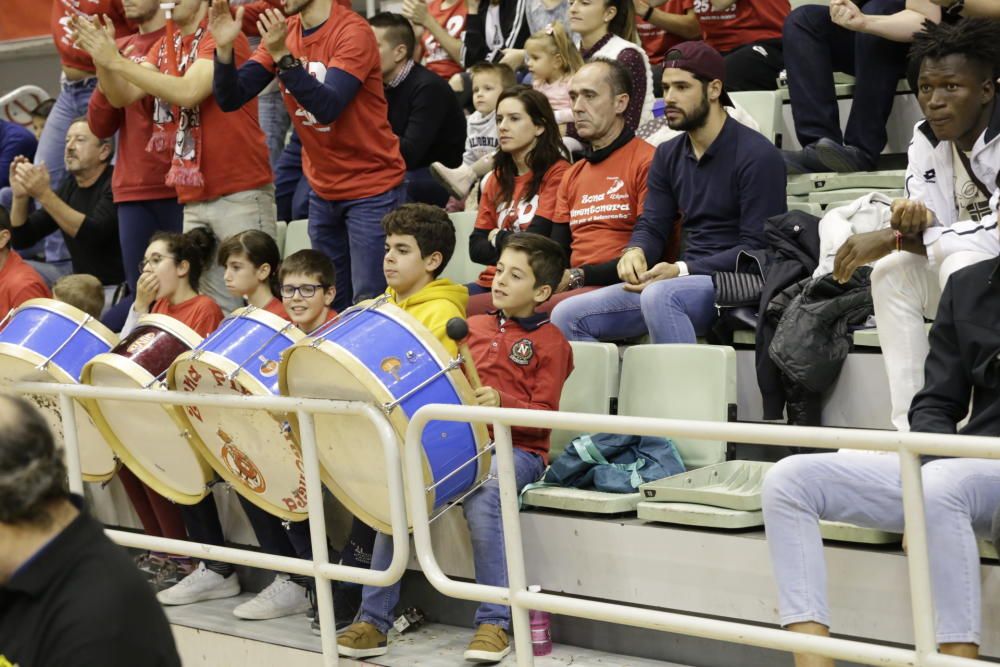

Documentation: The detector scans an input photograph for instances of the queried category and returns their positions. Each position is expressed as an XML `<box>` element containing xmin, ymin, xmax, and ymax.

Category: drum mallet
<box><xmin>446</xmin><ymin>317</ymin><xmax>483</xmax><ymax>389</ymax></box>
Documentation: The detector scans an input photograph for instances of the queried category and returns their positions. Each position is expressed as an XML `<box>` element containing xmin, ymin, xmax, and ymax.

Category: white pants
<box><xmin>870</xmin><ymin>250</ymin><xmax>993</xmax><ymax>431</ymax></box>
<box><xmin>762</xmin><ymin>452</ymin><xmax>1000</xmax><ymax>644</ymax></box>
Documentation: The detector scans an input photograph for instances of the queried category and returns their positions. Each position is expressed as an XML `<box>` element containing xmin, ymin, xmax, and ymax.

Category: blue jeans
<box><xmin>404</xmin><ymin>167</ymin><xmax>449</xmax><ymax>207</ymax></box>
<box><xmin>762</xmin><ymin>453</ymin><xmax>1000</xmax><ymax>644</ymax></box>
<box><xmin>119</xmin><ymin>198</ymin><xmax>185</xmax><ymax>291</ymax></box>
<box><xmin>550</xmin><ymin>275</ymin><xmax>717</xmax><ymax>343</ymax></box>
<box><xmin>36</xmin><ymin>75</ymin><xmax>97</xmax><ymax>264</ymax></box>
<box><xmin>358</xmin><ymin>448</ymin><xmax>545</xmax><ymax>633</ymax></box>
<box><xmin>308</xmin><ymin>184</ymin><xmax>405</xmax><ymax>312</ymax></box>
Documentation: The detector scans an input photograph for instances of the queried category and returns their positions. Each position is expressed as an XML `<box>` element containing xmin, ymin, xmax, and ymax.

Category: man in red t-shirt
<box><xmin>686</xmin><ymin>0</ymin><xmax>790</xmax><ymax>90</ymax></box>
<box><xmin>545</xmin><ymin>60</ymin><xmax>658</xmax><ymax>314</ymax></box>
<box><xmin>635</xmin><ymin>0</ymin><xmax>701</xmax><ymax>96</ymax></box>
<box><xmin>37</xmin><ymin>0</ymin><xmax>132</xmax><ymax>285</ymax></box>
<box><xmin>211</xmin><ymin>0</ymin><xmax>407</xmax><ymax>312</ymax></box>
<box><xmin>86</xmin><ymin>0</ymin><xmax>184</xmax><ymax>329</ymax></box>
<box><xmin>0</xmin><ymin>208</ymin><xmax>51</xmax><ymax>316</ymax></box>
<box><xmin>71</xmin><ymin>0</ymin><xmax>276</xmax><ymax>313</ymax></box>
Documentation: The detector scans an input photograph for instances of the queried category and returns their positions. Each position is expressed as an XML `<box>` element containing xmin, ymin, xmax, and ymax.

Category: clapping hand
<box><xmin>258</xmin><ymin>8</ymin><xmax>291</xmax><ymax>61</ymax></box>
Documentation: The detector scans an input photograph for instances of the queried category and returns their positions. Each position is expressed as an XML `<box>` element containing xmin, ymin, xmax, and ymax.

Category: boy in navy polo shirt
<box><xmin>338</xmin><ymin>232</ymin><xmax>574</xmax><ymax>663</ymax></box>
<box><xmin>551</xmin><ymin>41</ymin><xmax>786</xmax><ymax>345</ymax></box>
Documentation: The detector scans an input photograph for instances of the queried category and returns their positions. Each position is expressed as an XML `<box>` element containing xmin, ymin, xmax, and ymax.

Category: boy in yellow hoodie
<box><xmin>333</xmin><ymin>203</ymin><xmax>469</xmax><ymax>637</ymax></box>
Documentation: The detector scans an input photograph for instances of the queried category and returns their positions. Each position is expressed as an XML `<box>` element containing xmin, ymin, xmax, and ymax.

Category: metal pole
<box><xmin>898</xmin><ymin>448</ymin><xmax>938</xmax><ymax>663</ymax></box>
<box><xmin>493</xmin><ymin>423</ymin><xmax>534</xmax><ymax>667</ymax></box>
<box><xmin>59</xmin><ymin>392</ymin><xmax>84</xmax><ymax>494</ymax></box>
<box><xmin>297</xmin><ymin>409</ymin><xmax>338</xmax><ymax>667</ymax></box>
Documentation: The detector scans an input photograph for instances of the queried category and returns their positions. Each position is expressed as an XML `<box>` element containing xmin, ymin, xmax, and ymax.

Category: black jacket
<box><xmin>463</xmin><ymin>0</ymin><xmax>530</xmax><ymax>66</ymax></box>
<box><xmin>768</xmin><ymin>268</ymin><xmax>873</xmax><ymax>396</ymax></box>
<box><xmin>909</xmin><ymin>256</ymin><xmax>1000</xmax><ymax>439</ymax></box>
<box><xmin>384</xmin><ymin>63</ymin><xmax>466</xmax><ymax>170</ymax></box>
<box><xmin>754</xmin><ymin>211</ymin><xmax>821</xmax><ymax>419</ymax></box>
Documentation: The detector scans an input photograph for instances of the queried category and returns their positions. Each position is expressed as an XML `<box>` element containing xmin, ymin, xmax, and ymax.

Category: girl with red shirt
<box><xmin>117</xmin><ymin>228</ymin><xmax>225</xmax><ymax>589</ymax></box>
<box><xmin>217</xmin><ymin>230</ymin><xmax>289</xmax><ymax>319</ymax></box>
<box><xmin>467</xmin><ymin>88</ymin><xmax>571</xmax><ymax>316</ymax></box>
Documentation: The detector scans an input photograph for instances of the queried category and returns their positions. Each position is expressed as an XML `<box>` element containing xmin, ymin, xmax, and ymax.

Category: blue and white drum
<box><xmin>169</xmin><ymin>306</ymin><xmax>306</xmax><ymax>521</ymax></box>
<box><xmin>280</xmin><ymin>297</ymin><xmax>490</xmax><ymax>534</ymax></box>
<box><xmin>0</xmin><ymin>299</ymin><xmax>118</xmax><ymax>481</ymax></box>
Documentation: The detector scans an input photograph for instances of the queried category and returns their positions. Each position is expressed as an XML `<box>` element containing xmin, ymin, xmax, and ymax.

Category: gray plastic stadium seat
<box><xmin>442</xmin><ymin>212</ymin><xmax>480</xmax><ymax>286</ymax></box>
<box><xmin>283</xmin><ymin>219</ymin><xmax>311</xmax><ymax>258</ymax></box>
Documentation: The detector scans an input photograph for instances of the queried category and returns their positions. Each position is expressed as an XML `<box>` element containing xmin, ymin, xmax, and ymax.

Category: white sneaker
<box><xmin>430</xmin><ymin>162</ymin><xmax>476</xmax><ymax>200</ymax></box>
<box><xmin>157</xmin><ymin>562</ymin><xmax>240</xmax><ymax>606</ymax></box>
<box><xmin>233</xmin><ymin>575</ymin><xmax>311</xmax><ymax>620</ymax></box>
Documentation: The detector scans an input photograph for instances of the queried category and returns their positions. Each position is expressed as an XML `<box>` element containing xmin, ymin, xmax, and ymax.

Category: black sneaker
<box><xmin>812</xmin><ymin>137</ymin><xmax>876</xmax><ymax>172</ymax></box>
<box><xmin>782</xmin><ymin>144</ymin><xmax>829</xmax><ymax>175</ymax></box>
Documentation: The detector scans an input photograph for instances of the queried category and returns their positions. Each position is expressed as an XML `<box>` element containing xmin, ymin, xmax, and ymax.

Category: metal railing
<box><xmin>10</xmin><ymin>381</ymin><xmax>411</xmax><ymax>667</ymax></box>
<box><xmin>403</xmin><ymin>404</ymin><xmax>1000</xmax><ymax>667</ymax></box>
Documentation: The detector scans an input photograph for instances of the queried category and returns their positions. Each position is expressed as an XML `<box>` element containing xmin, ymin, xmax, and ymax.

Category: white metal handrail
<box><xmin>403</xmin><ymin>404</ymin><xmax>999</xmax><ymax>667</ymax></box>
<box><xmin>10</xmin><ymin>381</ymin><xmax>411</xmax><ymax>667</ymax></box>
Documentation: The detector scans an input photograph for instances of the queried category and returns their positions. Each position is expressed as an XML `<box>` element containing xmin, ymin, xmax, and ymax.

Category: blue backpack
<box><xmin>542</xmin><ymin>433</ymin><xmax>686</xmax><ymax>493</ymax></box>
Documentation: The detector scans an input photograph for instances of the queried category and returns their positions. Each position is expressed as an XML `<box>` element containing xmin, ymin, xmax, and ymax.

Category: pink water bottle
<box><xmin>528</xmin><ymin>585</ymin><xmax>552</xmax><ymax>656</ymax></box>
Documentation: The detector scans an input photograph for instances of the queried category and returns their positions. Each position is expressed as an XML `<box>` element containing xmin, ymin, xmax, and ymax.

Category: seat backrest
<box><xmin>442</xmin><ymin>211</ymin><xmax>481</xmax><ymax>286</ymax></box>
<box><xmin>275</xmin><ymin>220</ymin><xmax>288</xmax><ymax>258</ymax></box>
<box><xmin>283</xmin><ymin>219</ymin><xmax>311</xmax><ymax>259</ymax></box>
<box><xmin>618</xmin><ymin>344</ymin><xmax>736</xmax><ymax>469</ymax></box>
<box><xmin>550</xmin><ymin>342</ymin><xmax>620</xmax><ymax>459</ymax></box>
<box><xmin>728</xmin><ymin>90</ymin><xmax>782</xmax><ymax>143</ymax></box>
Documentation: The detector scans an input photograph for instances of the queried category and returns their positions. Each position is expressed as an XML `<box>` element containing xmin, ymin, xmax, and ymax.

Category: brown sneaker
<box><xmin>337</xmin><ymin>621</ymin><xmax>388</xmax><ymax>658</ymax></box>
<box><xmin>464</xmin><ymin>624</ymin><xmax>511</xmax><ymax>663</ymax></box>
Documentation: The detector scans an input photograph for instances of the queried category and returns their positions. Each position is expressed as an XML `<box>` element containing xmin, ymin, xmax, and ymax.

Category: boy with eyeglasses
<box><xmin>214</xmin><ymin>249</ymin><xmax>342</xmax><ymax>623</ymax></box>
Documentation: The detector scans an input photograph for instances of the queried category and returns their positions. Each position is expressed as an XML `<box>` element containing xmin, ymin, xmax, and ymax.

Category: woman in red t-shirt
<box><xmin>467</xmin><ymin>88</ymin><xmax>571</xmax><ymax>316</ymax></box>
<box><xmin>217</xmin><ymin>230</ymin><xmax>289</xmax><ymax>320</ymax></box>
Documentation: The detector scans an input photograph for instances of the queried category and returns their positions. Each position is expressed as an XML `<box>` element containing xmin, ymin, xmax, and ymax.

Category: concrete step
<box><xmin>167</xmin><ymin>594</ymin><xmax>693</xmax><ymax>667</ymax></box>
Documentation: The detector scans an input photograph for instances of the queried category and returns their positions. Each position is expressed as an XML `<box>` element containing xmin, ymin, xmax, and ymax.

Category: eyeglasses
<box><xmin>280</xmin><ymin>284</ymin><xmax>327</xmax><ymax>299</ymax></box>
<box><xmin>139</xmin><ymin>254</ymin><xmax>176</xmax><ymax>274</ymax></box>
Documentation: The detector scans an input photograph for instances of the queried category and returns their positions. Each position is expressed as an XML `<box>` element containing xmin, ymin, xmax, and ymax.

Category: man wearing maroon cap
<box><xmin>551</xmin><ymin>42</ymin><xmax>786</xmax><ymax>344</ymax></box>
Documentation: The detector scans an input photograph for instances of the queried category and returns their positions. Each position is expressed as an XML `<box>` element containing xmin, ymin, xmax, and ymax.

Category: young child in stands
<box><xmin>525</xmin><ymin>23</ymin><xmax>583</xmax><ymax>128</ymax></box>
<box><xmin>335</xmin><ymin>203</ymin><xmax>467</xmax><ymax>640</ymax></box>
<box><xmin>52</xmin><ymin>274</ymin><xmax>104</xmax><ymax>319</ymax></box>
<box><xmin>121</xmin><ymin>228</ymin><xmax>226</xmax><ymax>592</ymax></box>
<box><xmin>431</xmin><ymin>63</ymin><xmax>517</xmax><ymax>205</ymax></box>
<box><xmin>227</xmin><ymin>249</ymin><xmax>339</xmax><ymax>622</ymax></box>
<box><xmin>339</xmin><ymin>232</ymin><xmax>573</xmax><ymax>664</ymax></box>
<box><xmin>218</xmin><ymin>230</ymin><xmax>287</xmax><ymax>319</ymax></box>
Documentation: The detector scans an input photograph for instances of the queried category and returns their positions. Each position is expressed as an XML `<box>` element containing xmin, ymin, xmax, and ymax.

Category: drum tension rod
<box><xmin>308</xmin><ymin>294</ymin><xmax>390</xmax><ymax>347</ymax></box>
<box><xmin>143</xmin><ymin>368</ymin><xmax>170</xmax><ymax>389</ymax></box>
<box><xmin>425</xmin><ymin>441</ymin><xmax>495</xmax><ymax>493</ymax></box>
<box><xmin>227</xmin><ymin>323</ymin><xmax>298</xmax><ymax>381</ymax></box>
<box><xmin>382</xmin><ymin>357</ymin><xmax>463</xmax><ymax>414</ymax></box>
<box><xmin>37</xmin><ymin>315</ymin><xmax>92</xmax><ymax>370</ymax></box>
<box><xmin>0</xmin><ymin>308</ymin><xmax>16</xmax><ymax>332</ymax></box>
<box><xmin>428</xmin><ymin>473</ymin><xmax>496</xmax><ymax>524</ymax></box>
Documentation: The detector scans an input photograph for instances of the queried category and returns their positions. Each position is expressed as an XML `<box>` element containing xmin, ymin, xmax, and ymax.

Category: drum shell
<box><xmin>81</xmin><ymin>315</ymin><xmax>211</xmax><ymax>504</ymax></box>
<box><xmin>0</xmin><ymin>299</ymin><xmax>118</xmax><ymax>481</ymax></box>
<box><xmin>281</xmin><ymin>300</ymin><xmax>490</xmax><ymax>534</ymax></box>
<box><xmin>170</xmin><ymin>307</ymin><xmax>307</xmax><ymax>521</ymax></box>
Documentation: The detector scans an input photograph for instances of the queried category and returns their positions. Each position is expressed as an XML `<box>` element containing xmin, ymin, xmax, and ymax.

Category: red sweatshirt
<box><xmin>87</xmin><ymin>29</ymin><xmax>176</xmax><ymax>203</ymax></box>
<box><xmin>467</xmin><ymin>312</ymin><xmax>574</xmax><ymax>463</ymax></box>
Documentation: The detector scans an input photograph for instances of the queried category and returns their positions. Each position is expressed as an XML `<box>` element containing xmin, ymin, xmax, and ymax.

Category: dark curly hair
<box><xmin>909</xmin><ymin>18</ymin><xmax>1000</xmax><ymax>82</ymax></box>
<box><xmin>382</xmin><ymin>204</ymin><xmax>456</xmax><ymax>277</ymax></box>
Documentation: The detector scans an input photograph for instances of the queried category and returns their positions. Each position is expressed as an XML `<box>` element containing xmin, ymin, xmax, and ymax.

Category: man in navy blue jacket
<box><xmin>551</xmin><ymin>41</ymin><xmax>786</xmax><ymax>344</ymax></box>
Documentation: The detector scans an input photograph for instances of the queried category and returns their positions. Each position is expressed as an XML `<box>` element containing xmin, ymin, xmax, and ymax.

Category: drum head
<box><xmin>170</xmin><ymin>353</ymin><xmax>309</xmax><ymax>521</ymax></box>
<box><xmin>83</xmin><ymin>355</ymin><xmax>212</xmax><ymax>504</ymax></box>
<box><xmin>281</xmin><ymin>302</ymin><xmax>490</xmax><ymax>535</ymax></box>
<box><xmin>0</xmin><ymin>351</ymin><xmax>116</xmax><ymax>481</ymax></box>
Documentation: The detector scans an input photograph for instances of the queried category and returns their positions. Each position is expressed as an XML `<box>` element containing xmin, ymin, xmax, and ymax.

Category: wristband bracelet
<box><xmin>643</xmin><ymin>5</ymin><xmax>655</xmax><ymax>20</ymax></box>
<box><xmin>894</xmin><ymin>230</ymin><xmax>903</xmax><ymax>253</ymax></box>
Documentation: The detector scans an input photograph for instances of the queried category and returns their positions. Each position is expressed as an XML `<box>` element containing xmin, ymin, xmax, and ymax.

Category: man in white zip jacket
<box><xmin>830</xmin><ymin>17</ymin><xmax>1000</xmax><ymax>430</ymax></box>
